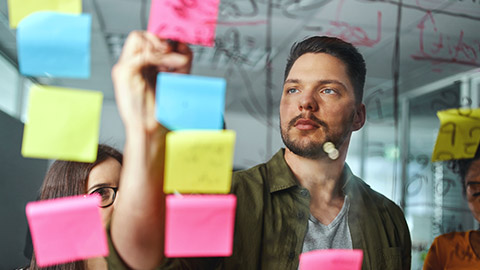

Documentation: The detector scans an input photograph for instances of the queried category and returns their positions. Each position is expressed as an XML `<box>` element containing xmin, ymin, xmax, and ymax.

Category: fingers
<box><xmin>175</xmin><ymin>42</ymin><xmax>193</xmax><ymax>56</ymax></box>
<box><xmin>118</xmin><ymin>31</ymin><xmax>146</xmax><ymax>61</ymax></box>
<box><xmin>170</xmin><ymin>42</ymin><xmax>193</xmax><ymax>73</ymax></box>
<box><xmin>116</xmin><ymin>31</ymin><xmax>192</xmax><ymax>76</ymax></box>
<box><xmin>157</xmin><ymin>53</ymin><xmax>192</xmax><ymax>72</ymax></box>
<box><xmin>111</xmin><ymin>31</ymin><xmax>193</xmax><ymax>131</ymax></box>
<box><xmin>143</xmin><ymin>32</ymin><xmax>168</xmax><ymax>52</ymax></box>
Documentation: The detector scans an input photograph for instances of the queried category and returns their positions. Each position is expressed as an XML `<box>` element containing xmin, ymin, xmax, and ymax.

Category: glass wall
<box><xmin>0</xmin><ymin>53</ymin><xmax>33</xmax><ymax>123</ymax></box>
<box><xmin>348</xmin><ymin>69</ymin><xmax>480</xmax><ymax>270</ymax></box>
<box><xmin>0</xmin><ymin>54</ymin><xmax>20</xmax><ymax>118</ymax></box>
<box><xmin>401</xmin><ymin>71</ymin><xmax>480</xmax><ymax>269</ymax></box>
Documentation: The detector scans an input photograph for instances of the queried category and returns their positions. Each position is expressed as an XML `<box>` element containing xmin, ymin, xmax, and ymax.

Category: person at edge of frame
<box><xmin>17</xmin><ymin>144</ymin><xmax>122</xmax><ymax>270</ymax></box>
<box><xmin>423</xmin><ymin>145</ymin><xmax>480</xmax><ymax>269</ymax></box>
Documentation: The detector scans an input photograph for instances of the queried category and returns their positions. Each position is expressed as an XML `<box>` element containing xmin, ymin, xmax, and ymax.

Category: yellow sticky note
<box><xmin>22</xmin><ymin>85</ymin><xmax>103</xmax><ymax>162</ymax></box>
<box><xmin>7</xmin><ymin>0</ymin><xmax>82</xmax><ymax>28</ymax></box>
<box><xmin>432</xmin><ymin>108</ymin><xmax>480</xmax><ymax>162</ymax></box>
<box><xmin>164</xmin><ymin>130</ymin><xmax>236</xmax><ymax>194</ymax></box>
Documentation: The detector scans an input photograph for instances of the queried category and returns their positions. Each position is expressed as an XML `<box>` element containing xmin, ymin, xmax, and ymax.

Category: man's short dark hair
<box><xmin>284</xmin><ymin>36</ymin><xmax>366</xmax><ymax>104</ymax></box>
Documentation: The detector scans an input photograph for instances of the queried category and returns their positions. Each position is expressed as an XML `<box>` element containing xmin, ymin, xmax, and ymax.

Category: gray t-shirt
<box><xmin>302</xmin><ymin>195</ymin><xmax>352</xmax><ymax>252</ymax></box>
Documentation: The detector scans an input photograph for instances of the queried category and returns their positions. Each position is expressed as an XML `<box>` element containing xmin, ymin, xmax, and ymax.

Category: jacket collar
<box><xmin>266</xmin><ymin>149</ymin><xmax>299</xmax><ymax>193</ymax></box>
<box><xmin>266</xmin><ymin>148</ymin><xmax>361</xmax><ymax>193</ymax></box>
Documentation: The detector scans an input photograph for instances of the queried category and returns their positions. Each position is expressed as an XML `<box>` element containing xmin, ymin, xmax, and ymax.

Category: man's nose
<box><xmin>298</xmin><ymin>92</ymin><xmax>318</xmax><ymax>112</ymax></box>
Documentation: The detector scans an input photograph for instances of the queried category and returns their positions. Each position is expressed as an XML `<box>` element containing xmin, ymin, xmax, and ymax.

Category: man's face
<box><xmin>279</xmin><ymin>53</ymin><xmax>364</xmax><ymax>159</ymax></box>
<box><xmin>466</xmin><ymin>159</ymin><xmax>480</xmax><ymax>222</ymax></box>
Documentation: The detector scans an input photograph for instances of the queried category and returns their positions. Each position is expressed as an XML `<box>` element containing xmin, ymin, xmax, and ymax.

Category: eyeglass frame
<box><xmin>87</xmin><ymin>186</ymin><xmax>118</xmax><ymax>208</ymax></box>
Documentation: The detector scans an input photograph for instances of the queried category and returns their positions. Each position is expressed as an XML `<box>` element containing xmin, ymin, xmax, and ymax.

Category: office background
<box><xmin>0</xmin><ymin>0</ymin><xmax>479</xmax><ymax>269</ymax></box>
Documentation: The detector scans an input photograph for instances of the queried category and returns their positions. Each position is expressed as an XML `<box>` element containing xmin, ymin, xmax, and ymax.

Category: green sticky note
<box><xmin>432</xmin><ymin>108</ymin><xmax>480</xmax><ymax>162</ymax></box>
<box><xmin>164</xmin><ymin>130</ymin><xmax>236</xmax><ymax>194</ymax></box>
<box><xmin>7</xmin><ymin>0</ymin><xmax>82</xmax><ymax>28</ymax></box>
<box><xmin>22</xmin><ymin>85</ymin><xmax>103</xmax><ymax>162</ymax></box>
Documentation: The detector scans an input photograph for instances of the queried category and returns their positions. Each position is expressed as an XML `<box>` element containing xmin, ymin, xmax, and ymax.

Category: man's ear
<box><xmin>352</xmin><ymin>103</ymin><xmax>366</xmax><ymax>131</ymax></box>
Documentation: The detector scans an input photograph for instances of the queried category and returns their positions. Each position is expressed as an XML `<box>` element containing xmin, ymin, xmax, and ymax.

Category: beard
<box><xmin>280</xmin><ymin>112</ymin><xmax>354</xmax><ymax>159</ymax></box>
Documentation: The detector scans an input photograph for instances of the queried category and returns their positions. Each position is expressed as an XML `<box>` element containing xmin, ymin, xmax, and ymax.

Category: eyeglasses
<box><xmin>88</xmin><ymin>187</ymin><xmax>118</xmax><ymax>208</ymax></box>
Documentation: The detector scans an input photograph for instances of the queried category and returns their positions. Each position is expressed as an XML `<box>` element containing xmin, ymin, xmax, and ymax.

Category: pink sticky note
<box><xmin>148</xmin><ymin>0</ymin><xmax>220</xmax><ymax>47</ymax></box>
<box><xmin>299</xmin><ymin>249</ymin><xmax>363</xmax><ymax>270</ymax></box>
<box><xmin>165</xmin><ymin>194</ymin><xmax>236</xmax><ymax>257</ymax></box>
<box><xmin>26</xmin><ymin>195</ymin><xmax>108</xmax><ymax>267</ymax></box>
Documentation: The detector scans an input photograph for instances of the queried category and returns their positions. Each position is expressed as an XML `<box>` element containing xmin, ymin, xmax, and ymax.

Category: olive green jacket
<box><xmin>108</xmin><ymin>149</ymin><xmax>411</xmax><ymax>270</ymax></box>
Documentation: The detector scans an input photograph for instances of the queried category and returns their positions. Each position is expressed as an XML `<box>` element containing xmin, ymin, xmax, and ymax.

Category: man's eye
<box><xmin>323</xmin><ymin>88</ymin><xmax>336</xmax><ymax>94</ymax></box>
<box><xmin>287</xmin><ymin>88</ymin><xmax>299</xmax><ymax>94</ymax></box>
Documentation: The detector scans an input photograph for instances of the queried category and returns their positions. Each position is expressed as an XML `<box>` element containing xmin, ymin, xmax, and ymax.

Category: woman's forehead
<box><xmin>466</xmin><ymin>159</ymin><xmax>480</xmax><ymax>183</ymax></box>
<box><xmin>87</xmin><ymin>157</ymin><xmax>122</xmax><ymax>188</ymax></box>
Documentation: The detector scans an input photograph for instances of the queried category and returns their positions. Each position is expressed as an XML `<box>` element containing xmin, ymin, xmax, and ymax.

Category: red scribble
<box><xmin>172</xmin><ymin>5</ymin><xmax>188</xmax><ymax>18</ymax></box>
<box><xmin>415</xmin><ymin>0</ymin><xmax>480</xmax><ymax>19</ymax></box>
<box><xmin>180</xmin><ymin>0</ymin><xmax>197</xmax><ymax>8</ymax></box>
<box><xmin>324</xmin><ymin>12</ymin><xmax>382</xmax><ymax>48</ymax></box>
<box><xmin>216</xmin><ymin>20</ymin><xmax>267</xmax><ymax>26</ymax></box>
<box><xmin>411</xmin><ymin>11</ymin><xmax>480</xmax><ymax>67</ymax></box>
<box><xmin>167</xmin><ymin>0</ymin><xmax>216</xmax><ymax>18</ymax></box>
<box><xmin>322</xmin><ymin>0</ymin><xmax>382</xmax><ymax>47</ymax></box>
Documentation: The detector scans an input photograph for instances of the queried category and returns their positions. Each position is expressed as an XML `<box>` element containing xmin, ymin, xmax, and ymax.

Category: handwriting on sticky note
<box><xmin>165</xmin><ymin>194</ymin><xmax>236</xmax><ymax>257</ymax></box>
<box><xmin>7</xmin><ymin>0</ymin><xmax>82</xmax><ymax>28</ymax></box>
<box><xmin>432</xmin><ymin>108</ymin><xmax>480</xmax><ymax>162</ymax></box>
<box><xmin>21</xmin><ymin>84</ymin><xmax>102</xmax><ymax>162</ymax></box>
<box><xmin>17</xmin><ymin>12</ymin><xmax>91</xmax><ymax>78</ymax></box>
<box><xmin>148</xmin><ymin>0</ymin><xmax>220</xmax><ymax>46</ymax></box>
<box><xmin>299</xmin><ymin>249</ymin><xmax>363</xmax><ymax>270</ymax></box>
<box><xmin>26</xmin><ymin>195</ymin><xmax>108</xmax><ymax>267</ymax></box>
<box><xmin>156</xmin><ymin>73</ymin><xmax>226</xmax><ymax>130</ymax></box>
<box><xmin>164</xmin><ymin>130</ymin><xmax>235</xmax><ymax>194</ymax></box>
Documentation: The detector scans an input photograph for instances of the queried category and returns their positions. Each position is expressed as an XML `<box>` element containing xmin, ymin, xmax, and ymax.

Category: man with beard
<box><xmin>108</xmin><ymin>32</ymin><xmax>411</xmax><ymax>270</ymax></box>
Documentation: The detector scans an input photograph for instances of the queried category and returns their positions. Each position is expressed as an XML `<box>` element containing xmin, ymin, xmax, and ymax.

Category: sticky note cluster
<box><xmin>156</xmin><ymin>72</ymin><xmax>236</xmax><ymax>257</ymax></box>
<box><xmin>158</xmin><ymin>72</ymin><xmax>233</xmax><ymax>194</ymax></box>
<box><xmin>11</xmin><ymin>1</ymin><xmax>106</xmax><ymax>267</ymax></box>
<box><xmin>148</xmin><ymin>0</ymin><xmax>221</xmax><ymax>47</ymax></box>
<box><xmin>9</xmin><ymin>0</ymin><xmax>100</xmax><ymax>162</ymax></box>
<box><xmin>26</xmin><ymin>195</ymin><xmax>108</xmax><ymax>267</ymax></box>
<box><xmin>432</xmin><ymin>108</ymin><xmax>480</xmax><ymax>162</ymax></box>
<box><xmin>299</xmin><ymin>249</ymin><xmax>363</xmax><ymax>270</ymax></box>
<box><xmin>9</xmin><ymin>0</ymin><xmax>91</xmax><ymax>78</ymax></box>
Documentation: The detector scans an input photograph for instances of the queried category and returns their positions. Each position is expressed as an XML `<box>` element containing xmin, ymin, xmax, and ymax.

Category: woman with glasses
<box><xmin>28</xmin><ymin>144</ymin><xmax>122</xmax><ymax>270</ymax></box>
<box><xmin>423</xmin><ymin>146</ymin><xmax>480</xmax><ymax>269</ymax></box>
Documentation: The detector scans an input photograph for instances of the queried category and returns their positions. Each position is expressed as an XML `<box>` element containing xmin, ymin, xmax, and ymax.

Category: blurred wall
<box><xmin>0</xmin><ymin>110</ymin><xmax>47</xmax><ymax>269</ymax></box>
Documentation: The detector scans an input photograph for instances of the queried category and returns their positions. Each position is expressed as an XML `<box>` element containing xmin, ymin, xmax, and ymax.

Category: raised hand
<box><xmin>112</xmin><ymin>31</ymin><xmax>192</xmax><ymax>133</ymax></box>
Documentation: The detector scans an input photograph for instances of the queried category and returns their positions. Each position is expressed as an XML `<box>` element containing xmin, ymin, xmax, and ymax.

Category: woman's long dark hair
<box><xmin>448</xmin><ymin>145</ymin><xmax>480</xmax><ymax>196</ymax></box>
<box><xmin>29</xmin><ymin>144</ymin><xmax>122</xmax><ymax>270</ymax></box>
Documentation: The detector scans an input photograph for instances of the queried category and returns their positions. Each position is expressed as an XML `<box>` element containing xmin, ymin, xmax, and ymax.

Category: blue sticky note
<box><xmin>156</xmin><ymin>73</ymin><xmax>226</xmax><ymax>130</ymax></box>
<box><xmin>17</xmin><ymin>12</ymin><xmax>91</xmax><ymax>78</ymax></box>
